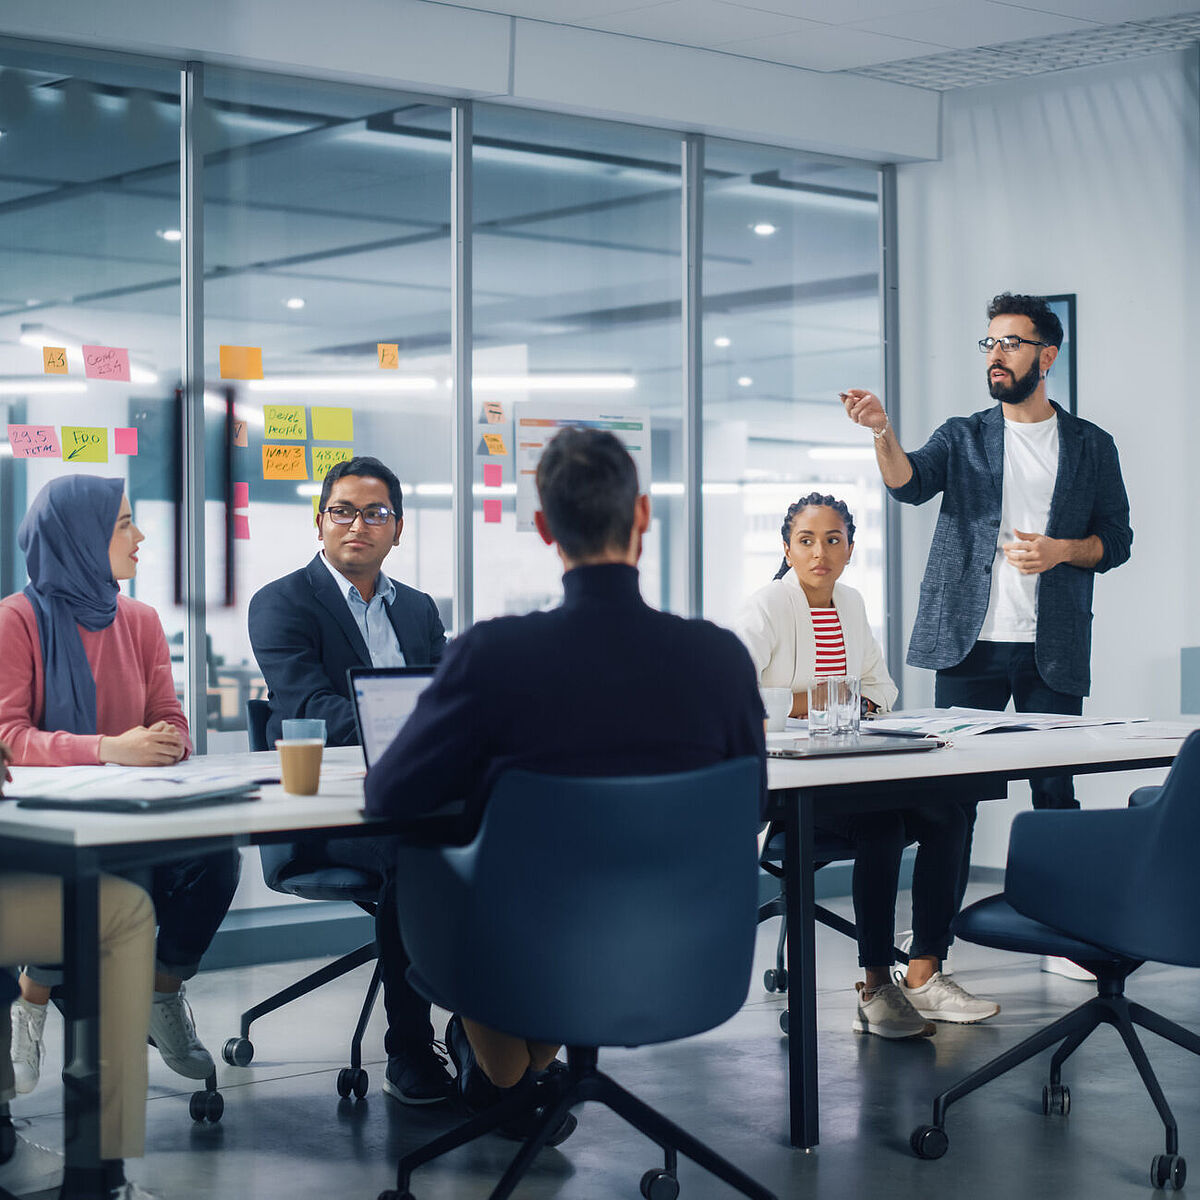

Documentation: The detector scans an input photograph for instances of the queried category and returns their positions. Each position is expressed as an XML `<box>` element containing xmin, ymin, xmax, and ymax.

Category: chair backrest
<box><xmin>395</xmin><ymin>757</ymin><xmax>762</xmax><ymax>1049</ymax></box>
<box><xmin>1006</xmin><ymin>730</ymin><xmax>1200</xmax><ymax>968</ymax></box>
<box><xmin>246</xmin><ymin>699</ymin><xmax>271</xmax><ymax>753</ymax></box>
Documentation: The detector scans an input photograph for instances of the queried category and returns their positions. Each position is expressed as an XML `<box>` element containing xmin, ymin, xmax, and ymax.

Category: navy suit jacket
<box><xmin>364</xmin><ymin>564</ymin><xmax>767</xmax><ymax>830</ymax></box>
<box><xmin>890</xmin><ymin>401</ymin><xmax>1132</xmax><ymax>696</ymax></box>
<box><xmin>248</xmin><ymin>554</ymin><xmax>446</xmax><ymax>747</ymax></box>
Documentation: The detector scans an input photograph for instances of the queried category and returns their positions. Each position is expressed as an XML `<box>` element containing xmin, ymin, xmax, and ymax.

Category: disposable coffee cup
<box><xmin>277</xmin><ymin>739</ymin><xmax>324</xmax><ymax>795</ymax></box>
<box><xmin>759</xmin><ymin>687</ymin><xmax>792</xmax><ymax>733</ymax></box>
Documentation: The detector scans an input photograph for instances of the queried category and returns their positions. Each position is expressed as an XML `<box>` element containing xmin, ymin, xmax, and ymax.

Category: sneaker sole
<box><xmin>911</xmin><ymin>1007</ymin><xmax>1000</xmax><ymax>1025</ymax></box>
<box><xmin>147</xmin><ymin>1037</ymin><xmax>214</xmax><ymax>1080</ymax></box>
<box><xmin>381</xmin><ymin>1076</ymin><xmax>449</xmax><ymax>1106</ymax></box>
<box><xmin>851</xmin><ymin>1014</ymin><xmax>936</xmax><ymax>1039</ymax></box>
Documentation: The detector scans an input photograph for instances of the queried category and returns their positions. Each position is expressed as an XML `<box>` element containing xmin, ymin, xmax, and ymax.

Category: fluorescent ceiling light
<box><xmin>414</xmin><ymin>483</ymin><xmax>453</xmax><ymax>497</ymax></box>
<box><xmin>752</xmin><ymin>222</ymin><xmax>777</xmax><ymax>236</ymax></box>
<box><xmin>157</xmin><ymin>229</ymin><xmax>182</xmax><ymax>242</ymax></box>
<box><xmin>0</xmin><ymin>379</ymin><xmax>89</xmax><ymax>396</ymax></box>
<box><xmin>807</xmin><ymin>447</ymin><xmax>877</xmax><ymax>461</ymax></box>
<box><xmin>247</xmin><ymin>376</ymin><xmax>439</xmax><ymax>393</ymax></box>
<box><xmin>650</xmin><ymin>482</ymin><xmax>685</xmax><ymax>496</ymax></box>
<box><xmin>203</xmin><ymin>391</ymin><xmax>265</xmax><ymax>427</ymax></box>
<box><xmin>474</xmin><ymin>375</ymin><xmax>636</xmax><ymax>393</ymax></box>
<box><xmin>284</xmin><ymin>298</ymin><xmax>305</xmax><ymax>310</ymax></box>
<box><xmin>712</xmin><ymin>336</ymin><xmax>731</xmax><ymax>348</ymax></box>
<box><xmin>736</xmin><ymin>376</ymin><xmax>753</xmax><ymax>388</ymax></box>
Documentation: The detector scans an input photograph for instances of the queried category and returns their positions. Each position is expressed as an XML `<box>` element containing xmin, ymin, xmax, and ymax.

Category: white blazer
<box><xmin>734</xmin><ymin>572</ymin><xmax>898</xmax><ymax>713</ymax></box>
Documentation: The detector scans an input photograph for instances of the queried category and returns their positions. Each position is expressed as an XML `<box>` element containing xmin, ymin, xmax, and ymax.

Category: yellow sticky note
<box><xmin>482</xmin><ymin>432</ymin><xmax>507</xmax><ymax>456</ymax></box>
<box><xmin>311</xmin><ymin>407</ymin><xmax>353</xmax><ymax>442</ymax></box>
<box><xmin>262</xmin><ymin>444</ymin><xmax>308</xmax><ymax>480</ymax></box>
<box><xmin>43</xmin><ymin>347</ymin><xmax>68</xmax><ymax>375</ymax></box>
<box><xmin>377</xmin><ymin>343</ymin><xmax>399</xmax><ymax>369</ymax></box>
<box><xmin>312</xmin><ymin>446</ymin><xmax>353</xmax><ymax>479</ymax></box>
<box><xmin>62</xmin><ymin>426</ymin><xmax>109</xmax><ymax>463</ymax></box>
<box><xmin>219</xmin><ymin>345</ymin><xmax>264</xmax><ymax>380</ymax></box>
<box><xmin>263</xmin><ymin>405</ymin><xmax>308</xmax><ymax>440</ymax></box>
<box><xmin>312</xmin><ymin>496</ymin><xmax>321</xmax><ymax>523</ymax></box>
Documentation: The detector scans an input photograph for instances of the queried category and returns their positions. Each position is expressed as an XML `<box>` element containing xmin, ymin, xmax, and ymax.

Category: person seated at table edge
<box><xmin>0</xmin><ymin>476</ymin><xmax>240</xmax><ymax>1098</ymax></box>
<box><xmin>0</xmin><ymin>739</ymin><xmax>162</xmax><ymax>1200</ymax></box>
<box><xmin>363</xmin><ymin>426</ymin><xmax>767</xmax><ymax>1146</ymax></box>
<box><xmin>248</xmin><ymin>455</ymin><xmax>452</xmax><ymax>1106</ymax></box>
<box><xmin>734</xmin><ymin>492</ymin><xmax>999</xmax><ymax>1038</ymax></box>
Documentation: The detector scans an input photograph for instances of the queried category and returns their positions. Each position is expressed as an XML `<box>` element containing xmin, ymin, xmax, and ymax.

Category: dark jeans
<box><xmin>935</xmin><ymin>640</ymin><xmax>1084</xmax><ymax>919</ymax></box>
<box><xmin>322</xmin><ymin>835</ymin><xmax>433</xmax><ymax>1056</ymax></box>
<box><xmin>818</xmin><ymin>803</ymin><xmax>966</xmax><ymax>969</ymax></box>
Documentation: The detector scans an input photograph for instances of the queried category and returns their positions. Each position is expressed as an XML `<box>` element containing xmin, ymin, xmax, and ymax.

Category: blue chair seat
<box><xmin>270</xmin><ymin>864</ymin><xmax>382</xmax><ymax>902</ymax></box>
<box><xmin>953</xmin><ymin>894</ymin><xmax>1131</xmax><ymax>968</ymax></box>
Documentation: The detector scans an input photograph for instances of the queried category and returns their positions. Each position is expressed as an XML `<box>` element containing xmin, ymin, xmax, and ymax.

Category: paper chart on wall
<box><xmin>513</xmin><ymin>404</ymin><xmax>650</xmax><ymax>533</ymax></box>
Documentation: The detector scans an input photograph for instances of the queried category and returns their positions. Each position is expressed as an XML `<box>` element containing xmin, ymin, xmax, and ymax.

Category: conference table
<box><xmin>765</xmin><ymin>724</ymin><xmax>1189</xmax><ymax>1151</ymax></box>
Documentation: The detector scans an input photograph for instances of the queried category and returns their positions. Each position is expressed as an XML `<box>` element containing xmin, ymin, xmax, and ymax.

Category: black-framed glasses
<box><xmin>978</xmin><ymin>335</ymin><xmax>1048</xmax><ymax>354</ymax></box>
<box><xmin>320</xmin><ymin>503</ymin><xmax>396</xmax><ymax>526</ymax></box>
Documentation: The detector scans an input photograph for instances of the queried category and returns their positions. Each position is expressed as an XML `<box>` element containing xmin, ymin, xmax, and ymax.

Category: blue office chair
<box><xmin>380</xmin><ymin>759</ymin><xmax>777</xmax><ymax>1200</ymax></box>
<box><xmin>223</xmin><ymin>699</ymin><xmax>383</xmax><ymax>1099</ymax></box>
<box><xmin>911</xmin><ymin>731</ymin><xmax>1200</xmax><ymax>1190</ymax></box>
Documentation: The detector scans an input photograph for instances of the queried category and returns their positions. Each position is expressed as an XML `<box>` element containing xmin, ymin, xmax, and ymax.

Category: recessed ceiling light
<box><xmin>737</xmin><ymin>376</ymin><xmax>753</xmax><ymax>388</ymax></box>
<box><xmin>713</xmin><ymin>336</ymin><xmax>731</xmax><ymax>348</ymax></box>
<box><xmin>751</xmin><ymin>222</ymin><xmax>777</xmax><ymax>237</ymax></box>
<box><xmin>284</xmin><ymin>297</ymin><xmax>305</xmax><ymax>310</ymax></box>
<box><xmin>156</xmin><ymin>228</ymin><xmax>182</xmax><ymax>242</ymax></box>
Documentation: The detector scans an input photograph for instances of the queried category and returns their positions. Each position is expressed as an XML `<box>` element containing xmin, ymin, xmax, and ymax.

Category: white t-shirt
<box><xmin>978</xmin><ymin>413</ymin><xmax>1059</xmax><ymax>643</ymax></box>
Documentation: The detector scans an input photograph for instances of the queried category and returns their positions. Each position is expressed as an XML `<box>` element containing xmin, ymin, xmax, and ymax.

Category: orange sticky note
<box><xmin>233</xmin><ymin>514</ymin><xmax>251</xmax><ymax>540</ymax></box>
<box><xmin>483</xmin><ymin>463</ymin><xmax>502</xmax><ymax>487</ymax></box>
<box><xmin>483</xmin><ymin>499</ymin><xmax>502</xmax><ymax>524</ymax></box>
<box><xmin>262</xmin><ymin>444</ymin><xmax>307</xmax><ymax>480</ymax></box>
<box><xmin>377</xmin><ymin>343</ymin><xmax>399</xmax><ymax>369</ymax></box>
<box><xmin>232</xmin><ymin>420</ymin><xmax>248</xmax><ymax>448</ymax></box>
<box><xmin>482</xmin><ymin>432</ymin><xmax>507</xmax><ymax>456</ymax></box>
<box><xmin>220</xmin><ymin>345</ymin><xmax>263</xmax><ymax>380</ymax></box>
<box><xmin>113</xmin><ymin>427</ymin><xmax>138</xmax><ymax>456</ymax></box>
<box><xmin>233</xmin><ymin>482</ymin><xmax>249</xmax><ymax>509</ymax></box>
<box><xmin>42</xmin><ymin>347</ymin><xmax>68</xmax><ymax>375</ymax></box>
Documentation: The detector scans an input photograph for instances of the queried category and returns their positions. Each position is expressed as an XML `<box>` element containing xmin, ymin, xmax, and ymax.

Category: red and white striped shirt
<box><xmin>810</xmin><ymin>607</ymin><xmax>847</xmax><ymax>676</ymax></box>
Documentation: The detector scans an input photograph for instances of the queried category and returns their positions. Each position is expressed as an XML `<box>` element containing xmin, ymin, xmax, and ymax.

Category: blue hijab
<box><xmin>18</xmin><ymin>476</ymin><xmax>125</xmax><ymax>735</ymax></box>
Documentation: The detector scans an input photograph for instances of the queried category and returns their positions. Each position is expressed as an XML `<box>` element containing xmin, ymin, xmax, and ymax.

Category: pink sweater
<box><xmin>0</xmin><ymin>592</ymin><xmax>192</xmax><ymax>766</ymax></box>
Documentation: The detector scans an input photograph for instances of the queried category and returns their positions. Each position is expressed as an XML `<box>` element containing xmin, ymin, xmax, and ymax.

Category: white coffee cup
<box><xmin>760</xmin><ymin>687</ymin><xmax>793</xmax><ymax>733</ymax></box>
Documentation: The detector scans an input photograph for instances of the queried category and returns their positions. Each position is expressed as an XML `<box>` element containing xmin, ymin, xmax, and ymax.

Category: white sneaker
<box><xmin>111</xmin><ymin>1184</ymin><xmax>161</xmax><ymax>1199</ymax></box>
<box><xmin>896</xmin><ymin>969</ymin><xmax>1000</xmax><ymax>1023</ymax></box>
<box><xmin>148</xmin><ymin>985</ymin><xmax>213</xmax><ymax>1080</ymax></box>
<box><xmin>852</xmin><ymin>981</ymin><xmax>935</xmax><ymax>1039</ymax></box>
<box><xmin>0</xmin><ymin>1132</ymin><xmax>64</xmax><ymax>1196</ymax></box>
<box><xmin>1041</xmin><ymin>956</ymin><xmax>1096</xmax><ymax>982</ymax></box>
<box><xmin>10</xmin><ymin>998</ymin><xmax>47</xmax><ymax>1095</ymax></box>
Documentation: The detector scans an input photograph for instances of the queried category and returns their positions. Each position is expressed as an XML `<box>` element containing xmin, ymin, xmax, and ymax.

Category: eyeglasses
<box><xmin>320</xmin><ymin>503</ymin><xmax>396</xmax><ymax>526</ymax></box>
<box><xmin>978</xmin><ymin>335</ymin><xmax>1048</xmax><ymax>354</ymax></box>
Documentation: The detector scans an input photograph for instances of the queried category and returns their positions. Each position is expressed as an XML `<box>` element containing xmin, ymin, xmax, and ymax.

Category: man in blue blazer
<box><xmin>249</xmin><ymin>455</ymin><xmax>450</xmax><ymax>1106</ymax></box>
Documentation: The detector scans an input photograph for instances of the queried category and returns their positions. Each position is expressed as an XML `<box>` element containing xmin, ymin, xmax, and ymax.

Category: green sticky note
<box><xmin>312</xmin><ymin>445</ymin><xmax>353</xmax><ymax>480</ymax></box>
<box><xmin>263</xmin><ymin>405</ymin><xmax>308</xmax><ymax>440</ymax></box>
<box><xmin>311</xmin><ymin>407</ymin><xmax>353</xmax><ymax>442</ymax></box>
<box><xmin>61</xmin><ymin>426</ymin><xmax>109</xmax><ymax>463</ymax></box>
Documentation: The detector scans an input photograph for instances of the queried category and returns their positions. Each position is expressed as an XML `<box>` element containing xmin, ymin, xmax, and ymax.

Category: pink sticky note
<box><xmin>6</xmin><ymin>425</ymin><xmax>61</xmax><ymax>459</ymax></box>
<box><xmin>482</xmin><ymin>499</ymin><xmax>502</xmax><ymax>524</ymax></box>
<box><xmin>234</xmin><ymin>514</ymin><xmax>251</xmax><ymax>540</ymax></box>
<box><xmin>483</xmin><ymin>463</ymin><xmax>502</xmax><ymax>488</ymax></box>
<box><xmin>233</xmin><ymin>482</ymin><xmax>250</xmax><ymax>509</ymax></box>
<box><xmin>114</xmin><ymin>427</ymin><xmax>138</xmax><ymax>456</ymax></box>
<box><xmin>82</xmin><ymin>346</ymin><xmax>131</xmax><ymax>382</ymax></box>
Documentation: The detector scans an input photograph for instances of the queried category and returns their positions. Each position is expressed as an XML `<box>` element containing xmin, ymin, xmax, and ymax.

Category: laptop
<box><xmin>14</xmin><ymin>781</ymin><xmax>260</xmax><ymax>814</ymax></box>
<box><xmin>348</xmin><ymin>665</ymin><xmax>437</xmax><ymax>768</ymax></box>
<box><xmin>766</xmin><ymin>732</ymin><xmax>945</xmax><ymax>760</ymax></box>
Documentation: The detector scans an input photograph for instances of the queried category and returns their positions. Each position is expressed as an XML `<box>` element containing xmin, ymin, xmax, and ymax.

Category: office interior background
<box><xmin>0</xmin><ymin>0</ymin><xmax>1198</xmax><ymax>1003</ymax></box>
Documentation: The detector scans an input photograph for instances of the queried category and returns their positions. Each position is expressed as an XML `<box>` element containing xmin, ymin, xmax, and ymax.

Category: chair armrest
<box><xmin>1128</xmin><ymin>785</ymin><xmax>1162</xmax><ymax>809</ymax></box>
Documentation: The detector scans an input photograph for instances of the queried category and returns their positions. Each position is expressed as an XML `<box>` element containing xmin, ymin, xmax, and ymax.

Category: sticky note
<box><xmin>483</xmin><ymin>499</ymin><xmax>502</xmax><ymax>524</ymax></box>
<box><xmin>311</xmin><ymin>407</ymin><xmax>353</xmax><ymax>442</ymax></box>
<box><xmin>219</xmin><ymin>345</ymin><xmax>263</xmax><ymax>380</ymax></box>
<box><xmin>482</xmin><ymin>432</ymin><xmax>507</xmax><ymax>456</ymax></box>
<box><xmin>312</xmin><ymin>446</ymin><xmax>353</xmax><ymax>479</ymax></box>
<box><xmin>262</xmin><ymin>444</ymin><xmax>307</xmax><ymax>480</ymax></box>
<box><xmin>312</xmin><ymin>496</ymin><xmax>321</xmax><ymax>523</ymax></box>
<box><xmin>234</xmin><ymin>514</ymin><xmax>251</xmax><ymax>540</ymax></box>
<box><xmin>233</xmin><ymin>482</ymin><xmax>249</xmax><ymax>509</ymax></box>
<box><xmin>82</xmin><ymin>346</ymin><xmax>130</xmax><ymax>382</ymax></box>
<box><xmin>6</xmin><ymin>425</ymin><xmax>61</xmax><ymax>459</ymax></box>
<box><xmin>483</xmin><ymin>463</ymin><xmax>502</xmax><ymax>487</ymax></box>
<box><xmin>377</xmin><ymin>343</ymin><xmax>399</xmax><ymax>369</ymax></box>
<box><xmin>263</xmin><ymin>405</ymin><xmax>308</xmax><ymax>440</ymax></box>
<box><xmin>483</xmin><ymin>401</ymin><xmax>504</xmax><ymax>424</ymax></box>
<box><xmin>42</xmin><ymin>347</ymin><xmax>68</xmax><ymax>375</ymax></box>
<box><xmin>114</xmin><ymin>427</ymin><xmax>138</xmax><ymax>456</ymax></box>
<box><xmin>232</xmin><ymin>420</ymin><xmax>248</xmax><ymax>448</ymax></box>
<box><xmin>62</xmin><ymin>426</ymin><xmax>109</xmax><ymax>463</ymax></box>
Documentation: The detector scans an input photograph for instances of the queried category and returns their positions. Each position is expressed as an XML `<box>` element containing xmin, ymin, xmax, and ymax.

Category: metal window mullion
<box><xmin>451</xmin><ymin>102</ymin><xmax>473</xmax><ymax>636</ymax></box>
<box><xmin>180</xmin><ymin>62</ymin><xmax>207</xmax><ymax>752</ymax></box>
<box><xmin>880</xmin><ymin>163</ymin><xmax>903</xmax><ymax>698</ymax></box>
<box><xmin>682</xmin><ymin>135</ymin><xmax>704</xmax><ymax>618</ymax></box>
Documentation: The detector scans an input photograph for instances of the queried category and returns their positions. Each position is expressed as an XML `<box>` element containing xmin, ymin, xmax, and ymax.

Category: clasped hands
<box><xmin>1003</xmin><ymin>529</ymin><xmax>1063</xmax><ymax>575</ymax></box>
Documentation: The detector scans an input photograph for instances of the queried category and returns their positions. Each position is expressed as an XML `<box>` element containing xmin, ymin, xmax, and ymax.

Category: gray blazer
<box><xmin>890</xmin><ymin>401</ymin><xmax>1131</xmax><ymax>697</ymax></box>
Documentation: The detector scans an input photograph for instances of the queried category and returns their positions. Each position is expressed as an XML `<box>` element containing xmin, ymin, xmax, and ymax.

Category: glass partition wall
<box><xmin>0</xmin><ymin>42</ymin><xmax>887</xmax><ymax>753</ymax></box>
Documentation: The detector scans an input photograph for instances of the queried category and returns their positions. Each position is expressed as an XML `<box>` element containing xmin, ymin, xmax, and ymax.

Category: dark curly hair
<box><xmin>987</xmin><ymin>292</ymin><xmax>1063</xmax><ymax>349</ymax></box>
<box><xmin>773</xmin><ymin>493</ymin><xmax>856</xmax><ymax>581</ymax></box>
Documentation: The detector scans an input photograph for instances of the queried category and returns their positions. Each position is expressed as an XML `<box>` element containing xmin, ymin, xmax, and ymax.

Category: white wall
<box><xmin>894</xmin><ymin>47</ymin><xmax>1200</xmax><ymax>866</ymax></box>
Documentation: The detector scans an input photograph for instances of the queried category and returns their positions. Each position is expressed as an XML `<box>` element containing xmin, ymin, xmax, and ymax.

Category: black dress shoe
<box><xmin>383</xmin><ymin>1042</ymin><xmax>452</xmax><ymax>1105</ymax></box>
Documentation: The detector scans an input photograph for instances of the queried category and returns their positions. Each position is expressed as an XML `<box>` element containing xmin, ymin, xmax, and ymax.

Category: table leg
<box><xmin>784</xmin><ymin>789</ymin><xmax>819</xmax><ymax>1149</ymax></box>
<box><xmin>61</xmin><ymin>856</ymin><xmax>106</xmax><ymax>1199</ymax></box>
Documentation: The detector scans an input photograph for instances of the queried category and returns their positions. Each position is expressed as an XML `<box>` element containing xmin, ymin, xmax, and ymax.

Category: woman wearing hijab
<box><xmin>0</xmin><ymin>475</ymin><xmax>240</xmax><ymax>1102</ymax></box>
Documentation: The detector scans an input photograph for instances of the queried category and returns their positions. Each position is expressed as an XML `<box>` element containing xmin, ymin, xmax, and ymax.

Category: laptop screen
<box><xmin>348</xmin><ymin>666</ymin><xmax>436</xmax><ymax>768</ymax></box>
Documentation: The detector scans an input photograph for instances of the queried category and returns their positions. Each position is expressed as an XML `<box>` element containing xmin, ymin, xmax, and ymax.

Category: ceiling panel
<box><xmin>721</xmin><ymin>23</ymin><xmax>944</xmax><ymax>68</ymax></box>
<box><xmin>850</xmin><ymin>0</ymin><xmax>1098</xmax><ymax>47</ymax></box>
<box><xmin>586</xmin><ymin>0</ymin><xmax>817</xmax><ymax>43</ymax></box>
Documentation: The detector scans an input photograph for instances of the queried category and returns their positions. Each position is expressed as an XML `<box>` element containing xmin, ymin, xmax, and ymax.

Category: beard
<box><xmin>987</xmin><ymin>356</ymin><xmax>1041</xmax><ymax>404</ymax></box>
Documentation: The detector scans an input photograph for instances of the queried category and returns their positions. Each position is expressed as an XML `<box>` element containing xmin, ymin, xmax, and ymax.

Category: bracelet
<box><xmin>872</xmin><ymin>421</ymin><xmax>889</xmax><ymax>441</ymax></box>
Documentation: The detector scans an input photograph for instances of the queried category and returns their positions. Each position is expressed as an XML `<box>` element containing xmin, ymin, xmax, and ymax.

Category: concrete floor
<box><xmin>9</xmin><ymin>885</ymin><xmax>1199</xmax><ymax>1200</ymax></box>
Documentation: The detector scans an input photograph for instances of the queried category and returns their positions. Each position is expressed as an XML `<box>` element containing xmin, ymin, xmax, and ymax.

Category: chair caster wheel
<box><xmin>189</xmin><ymin>1089</ymin><xmax>224</xmax><ymax>1123</ymax></box>
<box><xmin>910</xmin><ymin>1125</ymin><xmax>948</xmax><ymax>1160</ymax></box>
<box><xmin>377</xmin><ymin>1192</ymin><xmax>413</xmax><ymax>1200</ymax></box>
<box><xmin>779</xmin><ymin>1009</ymin><xmax>788</xmax><ymax>1035</ymax></box>
<box><xmin>764</xmin><ymin>968</ymin><xmax>778</xmax><ymax>993</ymax></box>
<box><xmin>223</xmin><ymin>1036</ymin><xmax>254</xmax><ymax>1067</ymax></box>
<box><xmin>1042</xmin><ymin>1083</ymin><xmax>1070</xmax><ymax>1115</ymax></box>
<box><xmin>1151</xmin><ymin>1154</ymin><xmax>1186</xmax><ymax>1189</ymax></box>
<box><xmin>337</xmin><ymin>1067</ymin><xmax>369</xmax><ymax>1099</ymax></box>
<box><xmin>640</xmin><ymin>1168</ymin><xmax>680</xmax><ymax>1200</ymax></box>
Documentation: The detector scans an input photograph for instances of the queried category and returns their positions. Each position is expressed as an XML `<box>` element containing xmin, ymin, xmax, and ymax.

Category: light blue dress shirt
<box><xmin>319</xmin><ymin>552</ymin><xmax>407</xmax><ymax>668</ymax></box>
